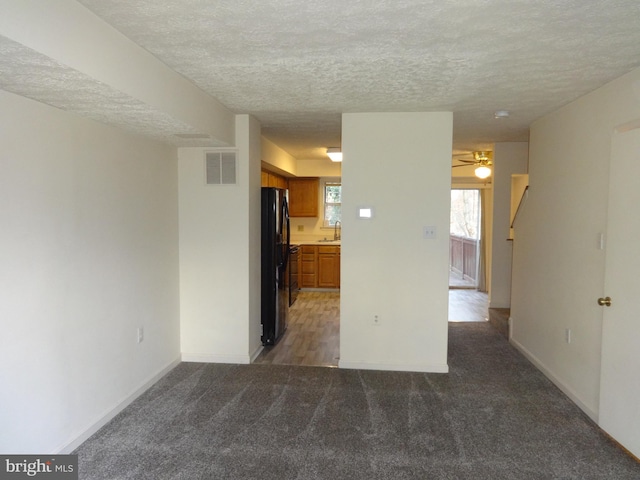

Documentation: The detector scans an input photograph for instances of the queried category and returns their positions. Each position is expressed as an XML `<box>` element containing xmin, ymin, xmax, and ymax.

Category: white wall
<box><xmin>339</xmin><ymin>112</ymin><xmax>452</xmax><ymax>373</ymax></box>
<box><xmin>179</xmin><ymin>115</ymin><xmax>263</xmax><ymax>363</ymax></box>
<box><xmin>243</xmin><ymin>117</ymin><xmax>264</xmax><ymax>359</ymax></box>
<box><xmin>0</xmin><ymin>90</ymin><xmax>181</xmax><ymax>453</ymax></box>
<box><xmin>296</xmin><ymin>159</ymin><xmax>342</xmax><ymax>177</ymax></box>
<box><xmin>511</xmin><ymin>66</ymin><xmax>640</xmax><ymax>420</ymax></box>
<box><xmin>261</xmin><ymin>138</ymin><xmax>343</xmax><ymax>179</ymax></box>
<box><xmin>489</xmin><ymin>142</ymin><xmax>528</xmax><ymax>308</ymax></box>
<box><xmin>261</xmin><ymin>137</ymin><xmax>297</xmax><ymax>175</ymax></box>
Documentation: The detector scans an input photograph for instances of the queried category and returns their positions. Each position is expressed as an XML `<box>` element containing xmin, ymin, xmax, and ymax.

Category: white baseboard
<box><xmin>57</xmin><ymin>357</ymin><xmax>181</xmax><ymax>454</ymax></box>
<box><xmin>510</xmin><ymin>337</ymin><xmax>598</xmax><ymax>423</ymax></box>
<box><xmin>338</xmin><ymin>360</ymin><xmax>449</xmax><ymax>374</ymax></box>
<box><xmin>250</xmin><ymin>344</ymin><xmax>264</xmax><ymax>363</ymax></box>
<box><xmin>508</xmin><ymin>316</ymin><xmax>513</xmax><ymax>341</ymax></box>
<box><xmin>181</xmin><ymin>352</ymin><xmax>251</xmax><ymax>364</ymax></box>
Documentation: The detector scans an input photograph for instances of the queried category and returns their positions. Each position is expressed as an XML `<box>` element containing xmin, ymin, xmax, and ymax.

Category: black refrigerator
<box><xmin>261</xmin><ymin>187</ymin><xmax>290</xmax><ymax>345</ymax></box>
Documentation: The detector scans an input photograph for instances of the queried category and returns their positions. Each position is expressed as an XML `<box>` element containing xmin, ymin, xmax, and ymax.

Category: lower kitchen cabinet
<box><xmin>299</xmin><ymin>244</ymin><xmax>340</xmax><ymax>289</ymax></box>
<box><xmin>317</xmin><ymin>246</ymin><xmax>340</xmax><ymax>288</ymax></box>
<box><xmin>300</xmin><ymin>245</ymin><xmax>317</xmax><ymax>288</ymax></box>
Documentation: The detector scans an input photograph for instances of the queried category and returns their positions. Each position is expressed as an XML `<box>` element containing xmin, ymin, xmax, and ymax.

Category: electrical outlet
<box><xmin>297</xmin><ymin>225</ymin><xmax>304</xmax><ymax>232</ymax></box>
<box><xmin>137</xmin><ymin>327</ymin><xmax>144</xmax><ymax>344</ymax></box>
<box><xmin>565</xmin><ymin>328</ymin><xmax>571</xmax><ymax>344</ymax></box>
<box><xmin>373</xmin><ymin>315</ymin><xmax>380</xmax><ymax>326</ymax></box>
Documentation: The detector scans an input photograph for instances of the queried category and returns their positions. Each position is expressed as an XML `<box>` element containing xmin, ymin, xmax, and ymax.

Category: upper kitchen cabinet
<box><xmin>288</xmin><ymin>178</ymin><xmax>319</xmax><ymax>217</ymax></box>
<box><xmin>261</xmin><ymin>170</ymin><xmax>288</xmax><ymax>190</ymax></box>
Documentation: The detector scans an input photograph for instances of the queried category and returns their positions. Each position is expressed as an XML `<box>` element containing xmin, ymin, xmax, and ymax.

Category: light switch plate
<box><xmin>423</xmin><ymin>226</ymin><xmax>437</xmax><ymax>239</ymax></box>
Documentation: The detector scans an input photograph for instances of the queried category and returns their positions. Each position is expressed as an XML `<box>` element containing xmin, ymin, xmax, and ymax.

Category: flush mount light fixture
<box><xmin>326</xmin><ymin>147</ymin><xmax>343</xmax><ymax>162</ymax></box>
<box><xmin>494</xmin><ymin>110</ymin><xmax>510</xmax><ymax>119</ymax></box>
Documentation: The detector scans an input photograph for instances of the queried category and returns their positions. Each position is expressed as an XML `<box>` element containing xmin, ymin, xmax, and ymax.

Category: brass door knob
<box><xmin>597</xmin><ymin>296</ymin><xmax>612</xmax><ymax>307</ymax></box>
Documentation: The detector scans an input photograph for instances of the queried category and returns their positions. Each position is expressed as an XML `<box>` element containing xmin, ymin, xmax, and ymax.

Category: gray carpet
<box><xmin>74</xmin><ymin>323</ymin><xmax>640</xmax><ymax>479</ymax></box>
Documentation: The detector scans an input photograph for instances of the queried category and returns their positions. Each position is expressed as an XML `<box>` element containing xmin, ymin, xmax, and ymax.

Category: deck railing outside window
<box><xmin>450</xmin><ymin>234</ymin><xmax>478</xmax><ymax>283</ymax></box>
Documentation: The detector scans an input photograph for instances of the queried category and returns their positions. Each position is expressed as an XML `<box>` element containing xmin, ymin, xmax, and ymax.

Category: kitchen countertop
<box><xmin>291</xmin><ymin>239</ymin><xmax>341</xmax><ymax>246</ymax></box>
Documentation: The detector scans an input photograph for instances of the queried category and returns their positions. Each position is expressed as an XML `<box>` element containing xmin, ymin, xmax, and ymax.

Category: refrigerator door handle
<box><xmin>281</xmin><ymin>197</ymin><xmax>290</xmax><ymax>270</ymax></box>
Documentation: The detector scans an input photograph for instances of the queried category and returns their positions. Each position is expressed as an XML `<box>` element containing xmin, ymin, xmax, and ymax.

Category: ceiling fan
<box><xmin>452</xmin><ymin>151</ymin><xmax>493</xmax><ymax>179</ymax></box>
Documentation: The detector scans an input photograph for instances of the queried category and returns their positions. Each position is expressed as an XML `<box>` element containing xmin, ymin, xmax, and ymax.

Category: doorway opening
<box><xmin>450</xmin><ymin>189</ymin><xmax>481</xmax><ymax>288</ymax></box>
<box><xmin>449</xmin><ymin>188</ymin><xmax>488</xmax><ymax>322</ymax></box>
<box><xmin>256</xmin><ymin>290</ymin><xmax>340</xmax><ymax>367</ymax></box>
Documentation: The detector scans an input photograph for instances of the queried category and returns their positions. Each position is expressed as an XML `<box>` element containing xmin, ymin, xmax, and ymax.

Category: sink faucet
<box><xmin>333</xmin><ymin>221</ymin><xmax>341</xmax><ymax>241</ymax></box>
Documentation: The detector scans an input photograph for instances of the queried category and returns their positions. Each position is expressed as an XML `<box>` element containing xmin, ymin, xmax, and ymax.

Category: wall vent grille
<box><xmin>205</xmin><ymin>151</ymin><xmax>237</xmax><ymax>185</ymax></box>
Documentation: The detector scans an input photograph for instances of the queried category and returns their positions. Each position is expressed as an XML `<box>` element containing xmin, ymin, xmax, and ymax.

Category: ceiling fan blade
<box><xmin>455</xmin><ymin>159</ymin><xmax>477</xmax><ymax>164</ymax></box>
<box><xmin>452</xmin><ymin>164</ymin><xmax>474</xmax><ymax>168</ymax></box>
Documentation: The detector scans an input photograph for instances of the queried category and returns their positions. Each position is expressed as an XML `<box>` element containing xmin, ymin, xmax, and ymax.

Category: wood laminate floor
<box><xmin>254</xmin><ymin>289</ymin><xmax>488</xmax><ymax>368</ymax></box>
<box><xmin>254</xmin><ymin>291</ymin><xmax>340</xmax><ymax>367</ymax></box>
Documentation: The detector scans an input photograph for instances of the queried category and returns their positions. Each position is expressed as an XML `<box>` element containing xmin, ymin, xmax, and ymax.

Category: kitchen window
<box><xmin>323</xmin><ymin>183</ymin><xmax>342</xmax><ymax>226</ymax></box>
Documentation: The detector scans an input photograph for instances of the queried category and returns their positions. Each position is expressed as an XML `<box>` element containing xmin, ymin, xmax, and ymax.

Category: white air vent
<box><xmin>205</xmin><ymin>151</ymin><xmax>237</xmax><ymax>185</ymax></box>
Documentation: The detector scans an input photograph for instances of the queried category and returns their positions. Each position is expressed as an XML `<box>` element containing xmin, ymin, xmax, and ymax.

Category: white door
<box><xmin>598</xmin><ymin>126</ymin><xmax>640</xmax><ymax>457</ymax></box>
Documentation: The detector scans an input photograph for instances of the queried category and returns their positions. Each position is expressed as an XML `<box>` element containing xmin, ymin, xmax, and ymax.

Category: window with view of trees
<box><xmin>450</xmin><ymin>189</ymin><xmax>480</xmax><ymax>239</ymax></box>
<box><xmin>324</xmin><ymin>183</ymin><xmax>342</xmax><ymax>226</ymax></box>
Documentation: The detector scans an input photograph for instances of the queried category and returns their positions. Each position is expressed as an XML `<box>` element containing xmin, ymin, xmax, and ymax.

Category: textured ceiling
<box><xmin>7</xmin><ymin>1</ymin><xmax>640</xmax><ymax>159</ymax></box>
<box><xmin>0</xmin><ymin>35</ymin><xmax>228</xmax><ymax>147</ymax></box>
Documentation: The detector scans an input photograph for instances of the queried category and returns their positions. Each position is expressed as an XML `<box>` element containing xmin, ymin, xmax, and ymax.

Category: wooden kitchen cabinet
<box><xmin>270</xmin><ymin>174</ymin><xmax>288</xmax><ymax>190</ymax></box>
<box><xmin>317</xmin><ymin>246</ymin><xmax>340</xmax><ymax>288</ymax></box>
<box><xmin>300</xmin><ymin>245</ymin><xmax>317</xmax><ymax>288</ymax></box>
<box><xmin>337</xmin><ymin>247</ymin><xmax>340</xmax><ymax>288</ymax></box>
<box><xmin>299</xmin><ymin>244</ymin><xmax>340</xmax><ymax>289</ymax></box>
<box><xmin>261</xmin><ymin>170</ymin><xmax>288</xmax><ymax>189</ymax></box>
<box><xmin>288</xmin><ymin>178</ymin><xmax>319</xmax><ymax>217</ymax></box>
